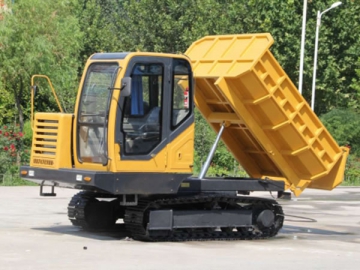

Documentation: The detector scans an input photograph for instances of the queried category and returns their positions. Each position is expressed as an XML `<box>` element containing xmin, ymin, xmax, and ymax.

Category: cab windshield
<box><xmin>77</xmin><ymin>63</ymin><xmax>118</xmax><ymax>163</ymax></box>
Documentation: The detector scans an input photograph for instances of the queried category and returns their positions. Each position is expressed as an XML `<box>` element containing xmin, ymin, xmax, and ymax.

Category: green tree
<box><xmin>117</xmin><ymin>0</ymin><xmax>225</xmax><ymax>52</ymax></box>
<box><xmin>238</xmin><ymin>0</ymin><xmax>360</xmax><ymax>115</ymax></box>
<box><xmin>306</xmin><ymin>0</ymin><xmax>360</xmax><ymax>114</ymax></box>
<box><xmin>194</xmin><ymin>109</ymin><xmax>245</xmax><ymax>177</ymax></box>
<box><xmin>320</xmin><ymin>108</ymin><xmax>360</xmax><ymax>156</ymax></box>
<box><xmin>75</xmin><ymin>0</ymin><xmax>122</xmax><ymax>61</ymax></box>
<box><xmin>350</xmin><ymin>57</ymin><xmax>360</xmax><ymax>109</ymax></box>
<box><xmin>193</xmin><ymin>109</ymin><xmax>213</xmax><ymax>174</ymax></box>
<box><xmin>0</xmin><ymin>90</ymin><xmax>16</xmax><ymax>125</ymax></box>
<box><xmin>0</xmin><ymin>0</ymin><xmax>83</xmax><ymax>129</ymax></box>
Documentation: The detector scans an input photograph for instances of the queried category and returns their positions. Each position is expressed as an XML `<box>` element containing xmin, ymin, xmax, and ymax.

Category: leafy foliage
<box><xmin>0</xmin><ymin>0</ymin><xmax>83</xmax><ymax>129</ymax></box>
<box><xmin>320</xmin><ymin>108</ymin><xmax>360</xmax><ymax>156</ymax></box>
<box><xmin>0</xmin><ymin>124</ymin><xmax>27</xmax><ymax>175</ymax></box>
<box><xmin>308</xmin><ymin>0</ymin><xmax>360</xmax><ymax>114</ymax></box>
<box><xmin>1</xmin><ymin>0</ymin><xmax>360</xmax><ymax>183</ymax></box>
<box><xmin>194</xmin><ymin>109</ymin><xmax>246</xmax><ymax>177</ymax></box>
<box><xmin>350</xmin><ymin>57</ymin><xmax>360</xmax><ymax>108</ymax></box>
<box><xmin>343</xmin><ymin>155</ymin><xmax>360</xmax><ymax>185</ymax></box>
<box><xmin>75</xmin><ymin>0</ymin><xmax>122</xmax><ymax>61</ymax></box>
<box><xmin>0</xmin><ymin>89</ymin><xmax>16</xmax><ymax>125</ymax></box>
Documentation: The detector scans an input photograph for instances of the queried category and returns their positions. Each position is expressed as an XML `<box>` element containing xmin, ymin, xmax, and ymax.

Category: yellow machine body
<box><xmin>28</xmin><ymin>34</ymin><xmax>348</xmax><ymax>196</ymax></box>
<box><xmin>22</xmin><ymin>33</ymin><xmax>351</xmax><ymax>242</ymax></box>
<box><xmin>30</xmin><ymin>112</ymin><xmax>73</xmax><ymax>169</ymax></box>
<box><xmin>30</xmin><ymin>53</ymin><xmax>195</xmax><ymax>175</ymax></box>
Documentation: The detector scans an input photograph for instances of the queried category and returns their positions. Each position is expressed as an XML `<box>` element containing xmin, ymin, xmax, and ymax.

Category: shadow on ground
<box><xmin>32</xmin><ymin>223</ymin><xmax>129</xmax><ymax>241</ymax></box>
<box><xmin>32</xmin><ymin>222</ymin><xmax>359</xmax><ymax>244</ymax></box>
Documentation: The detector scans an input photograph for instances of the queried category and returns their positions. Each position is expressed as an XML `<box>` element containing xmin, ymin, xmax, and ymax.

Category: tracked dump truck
<box><xmin>20</xmin><ymin>34</ymin><xmax>349</xmax><ymax>241</ymax></box>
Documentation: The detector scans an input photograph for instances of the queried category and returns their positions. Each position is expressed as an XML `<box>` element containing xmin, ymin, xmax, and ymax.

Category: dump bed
<box><xmin>185</xmin><ymin>34</ymin><xmax>349</xmax><ymax>195</ymax></box>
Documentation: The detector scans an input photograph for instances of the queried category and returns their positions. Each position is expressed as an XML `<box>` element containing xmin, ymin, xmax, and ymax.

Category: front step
<box><xmin>40</xmin><ymin>180</ymin><xmax>56</xmax><ymax>197</ymax></box>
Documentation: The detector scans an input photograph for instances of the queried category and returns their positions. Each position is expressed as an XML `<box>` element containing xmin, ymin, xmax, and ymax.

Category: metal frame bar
<box><xmin>199</xmin><ymin>122</ymin><xmax>226</xmax><ymax>179</ymax></box>
<box><xmin>148</xmin><ymin>209</ymin><xmax>252</xmax><ymax>230</ymax></box>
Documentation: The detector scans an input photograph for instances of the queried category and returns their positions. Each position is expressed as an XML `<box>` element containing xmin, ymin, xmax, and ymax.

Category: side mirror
<box><xmin>120</xmin><ymin>77</ymin><xmax>131</xmax><ymax>97</ymax></box>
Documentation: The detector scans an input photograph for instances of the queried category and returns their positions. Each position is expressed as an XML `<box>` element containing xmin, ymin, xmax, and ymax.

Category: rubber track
<box><xmin>67</xmin><ymin>191</ymin><xmax>116</xmax><ymax>228</ymax></box>
<box><xmin>124</xmin><ymin>194</ymin><xmax>284</xmax><ymax>242</ymax></box>
<box><xmin>67</xmin><ymin>191</ymin><xmax>94</xmax><ymax>229</ymax></box>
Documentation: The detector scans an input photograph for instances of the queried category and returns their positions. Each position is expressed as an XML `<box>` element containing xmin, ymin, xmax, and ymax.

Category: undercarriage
<box><xmin>68</xmin><ymin>191</ymin><xmax>284</xmax><ymax>241</ymax></box>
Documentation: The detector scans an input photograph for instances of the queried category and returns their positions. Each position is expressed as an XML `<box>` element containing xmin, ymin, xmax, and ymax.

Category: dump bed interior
<box><xmin>185</xmin><ymin>34</ymin><xmax>349</xmax><ymax>195</ymax></box>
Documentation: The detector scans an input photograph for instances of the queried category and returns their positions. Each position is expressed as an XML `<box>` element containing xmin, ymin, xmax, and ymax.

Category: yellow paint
<box><xmin>113</xmin><ymin>124</ymin><xmax>194</xmax><ymax>173</ymax></box>
<box><xmin>186</xmin><ymin>34</ymin><xmax>348</xmax><ymax>195</ymax></box>
<box><xmin>27</xmin><ymin>37</ymin><xmax>348</xmax><ymax>196</ymax></box>
<box><xmin>30</xmin><ymin>112</ymin><xmax>72</xmax><ymax>169</ymax></box>
<box><xmin>71</xmin><ymin>53</ymin><xmax>194</xmax><ymax>174</ymax></box>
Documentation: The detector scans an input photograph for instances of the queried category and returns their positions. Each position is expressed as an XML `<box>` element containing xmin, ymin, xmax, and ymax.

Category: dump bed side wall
<box><xmin>186</xmin><ymin>34</ymin><xmax>348</xmax><ymax>195</ymax></box>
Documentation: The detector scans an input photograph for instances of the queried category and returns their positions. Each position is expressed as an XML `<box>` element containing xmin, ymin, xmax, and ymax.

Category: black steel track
<box><xmin>68</xmin><ymin>191</ymin><xmax>92</xmax><ymax>229</ymax></box>
<box><xmin>67</xmin><ymin>191</ymin><xmax>120</xmax><ymax>230</ymax></box>
<box><xmin>124</xmin><ymin>194</ymin><xmax>284</xmax><ymax>242</ymax></box>
<box><xmin>68</xmin><ymin>192</ymin><xmax>284</xmax><ymax>241</ymax></box>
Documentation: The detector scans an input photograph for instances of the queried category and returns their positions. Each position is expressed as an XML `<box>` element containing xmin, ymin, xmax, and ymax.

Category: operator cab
<box><xmin>75</xmin><ymin>54</ymin><xmax>194</xmax><ymax>167</ymax></box>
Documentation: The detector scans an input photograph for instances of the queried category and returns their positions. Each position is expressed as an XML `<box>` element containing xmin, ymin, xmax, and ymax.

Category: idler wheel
<box><xmin>256</xmin><ymin>209</ymin><xmax>275</xmax><ymax>228</ymax></box>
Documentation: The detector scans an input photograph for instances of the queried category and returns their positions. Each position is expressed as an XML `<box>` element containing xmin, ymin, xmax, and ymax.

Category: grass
<box><xmin>341</xmin><ymin>176</ymin><xmax>360</xmax><ymax>186</ymax></box>
<box><xmin>0</xmin><ymin>174</ymin><xmax>37</xmax><ymax>186</ymax></box>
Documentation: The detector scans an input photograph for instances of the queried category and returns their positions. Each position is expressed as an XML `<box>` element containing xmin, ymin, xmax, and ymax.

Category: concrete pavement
<box><xmin>0</xmin><ymin>186</ymin><xmax>359</xmax><ymax>270</ymax></box>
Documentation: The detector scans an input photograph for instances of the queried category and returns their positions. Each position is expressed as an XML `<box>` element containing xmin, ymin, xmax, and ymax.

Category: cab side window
<box><xmin>122</xmin><ymin>63</ymin><xmax>163</xmax><ymax>155</ymax></box>
<box><xmin>172</xmin><ymin>59</ymin><xmax>191</xmax><ymax>129</ymax></box>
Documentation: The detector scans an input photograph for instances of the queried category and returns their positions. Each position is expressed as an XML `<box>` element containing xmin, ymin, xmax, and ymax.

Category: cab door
<box><xmin>115</xmin><ymin>55</ymin><xmax>194</xmax><ymax>173</ymax></box>
<box><xmin>116</xmin><ymin>56</ymin><xmax>170</xmax><ymax>172</ymax></box>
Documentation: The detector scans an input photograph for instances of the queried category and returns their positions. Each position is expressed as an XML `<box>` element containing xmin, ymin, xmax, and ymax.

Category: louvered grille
<box><xmin>32</xmin><ymin>119</ymin><xmax>59</xmax><ymax>161</ymax></box>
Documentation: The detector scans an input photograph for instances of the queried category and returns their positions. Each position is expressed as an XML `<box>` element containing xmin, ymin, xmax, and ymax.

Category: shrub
<box><xmin>0</xmin><ymin>124</ymin><xmax>28</xmax><ymax>175</ymax></box>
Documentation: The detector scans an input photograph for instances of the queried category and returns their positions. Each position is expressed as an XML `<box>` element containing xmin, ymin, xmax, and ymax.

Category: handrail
<box><xmin>30</xmin><ymin>75</ymin><xmax>64</xmax><ymax>129</ymax></box>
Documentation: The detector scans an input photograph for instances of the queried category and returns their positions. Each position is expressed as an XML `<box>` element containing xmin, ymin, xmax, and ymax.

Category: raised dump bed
<box><xmin>185</xmin><ymin>33</ymin><xmax>349</xmax><ymax>195</ymax></box>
